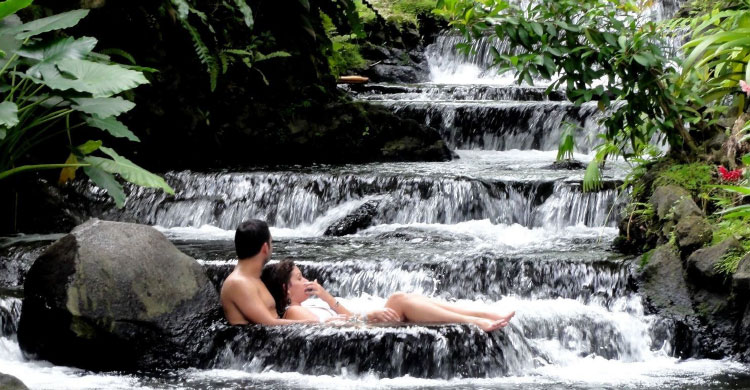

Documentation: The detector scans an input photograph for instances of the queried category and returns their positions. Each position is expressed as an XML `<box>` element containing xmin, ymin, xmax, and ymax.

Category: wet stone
<box><xmin>687</xmin><ymin>238</ymin><xmax>742</xmax><ymax>291</ymax></box>
<box><xmin>650</xmin><ymin>185</ymin><xmax>691</xmax><ymax>220</ymax></box>
<box><xmin>206</xmin><ymin>323</ymin><xmax>535</xmax><ymax>379</ymax></box>
<box><xmin>0</xmin><ymin>373</ymin><xmax>28</xmax><ymax>390</ymax></box>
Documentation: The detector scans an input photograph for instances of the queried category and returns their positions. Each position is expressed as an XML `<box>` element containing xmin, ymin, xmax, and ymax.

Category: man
<box><xmin>221</xmin><ymin>219</ymin><xmax>306</xmax><ymax>325</ymax></box>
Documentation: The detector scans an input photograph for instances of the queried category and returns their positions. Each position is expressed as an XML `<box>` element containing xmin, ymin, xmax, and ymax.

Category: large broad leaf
<box><xmin>0</xmin><ymin>0</ymin><xmax>32</xmax><ymax>21</ymax></box>
<box><xmin>713</xmin><ymin>184</ymin><xmax>750</xmax><ymax>196</ymax></box>
<box><xmin>86</xmin><ymin>147</ymin><xmax>174</xmax><ymax>195</ymax></box>
<box><xmin>73</xmin><ymin>97</ymin><xmax>134</xmax><ymax>118</ymax></box>
<box><xmin>82</xmin><ymin>165</ymin><xmax>126</xmax><ymax>208</ymax></box>
<box><xmin>58</xmin><ymin>153</ymin><xmax>79</xmax><ymax>185</ymax></box>
<box><xmin>6</xmin><ymin>9</ymin><xmax>89</xmax><ymax>39</ymax></box>
<box><xmin>0</xmin><ymin>101</ymin><xmax>18</xmax><ymax>131</ymax></box>
<box><xmin>18</xmin><ymin>36</ymin><xmax>97</xmax><ymax>78</ymax></box>
<box><xmin>43</xmin><ymin>58</ymin><xmax>148</xmax><ymax>97</ymax></box>
<box><xmin>0</xmin><ymin>14</ymin><xmax>22</xmax><ymax>69</ymax></box>
<box><xmin>85</xmin><ymin>114</ymin><xmax>139</xmax><ymax>141</ymax></box>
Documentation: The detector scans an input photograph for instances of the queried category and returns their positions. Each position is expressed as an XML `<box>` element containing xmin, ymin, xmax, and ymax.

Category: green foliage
<box><xmin>556</xmin><ymin>122</ymin><xmax>576</xmax><ymax>161</ymax></box>
<box><xmin>0</xmin><ymin>6</ymin><xmax>173</xmax><ymax>207</ymax></box>
<box><xmin>653</xmin><ymin>163</ymin><xmax>714</xmax><ymax>195</ymax></box>
<box><xmin>640</xmin><ymin>248</ymin><xmax>654</xmax><ymax>268</ymax></box>
<box><xmin>434</xmin><ymin>0</ymin><xmax>744</xmax><ymax>174</ymax></box>
<box><xmin>166</xmin><ymin>0</ymin><xmax>290</xmax><ymax>91</ymax></box>
<box><xmin>356</xmin><ymin>0</ymin><xmax>436</xmax><ymax>26</ymax></box>
<box><xmin>328</xmin><ymin>35</ymin><xmax>366</xmax><ymax>77</ymax></box>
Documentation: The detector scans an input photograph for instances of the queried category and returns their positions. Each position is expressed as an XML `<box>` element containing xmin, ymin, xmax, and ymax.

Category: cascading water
<box><xmin>1</xmin><ymin>0</ymin><xmax>749</xmax><ymax>387</ymax></box>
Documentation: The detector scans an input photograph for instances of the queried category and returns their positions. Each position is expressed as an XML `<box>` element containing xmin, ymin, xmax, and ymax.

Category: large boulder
<box><xmin>650</xmin><ymin>185</ymin><xmax>691</xmax><ymax>220</ymax></box>
<box><xmin>640</xmin><ymin>245</ymin><xmax>695</xmax><ymax>317</ymax></box>
<box><xmin>686</xmin><ymin>238</ymin><xmax>742</xmax><ymax>291</ymax></box>
<box><xmin>18</xmin><ymin>219</ymin><xmax>220</xmax><ymax>371</ymax></box>
<box><xmin>0</xmin><ymin>373</ymin><xmax>28</xmax><ymax>390</ymax></box>
<box><xmin>675</xmin><ymin>215</ymin><xmax>712</xmax><ymax>252</ymax></box>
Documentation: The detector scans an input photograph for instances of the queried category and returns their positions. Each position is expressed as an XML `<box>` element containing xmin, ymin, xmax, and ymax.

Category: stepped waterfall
<box><xmin>2</xmin><ymin>1</ymin><xmax>750</xmax><ymax>388</ymax></box>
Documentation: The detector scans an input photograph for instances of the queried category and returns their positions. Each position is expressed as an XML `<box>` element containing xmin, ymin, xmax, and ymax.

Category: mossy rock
<box><xmin>686</xmin><ymin>238</ymin><xmax>742</xmax><ymax>292</ymax></box>
<box><xmin>18</xmin><ymin>219</ymin><xmax>220</xmax><ymax>371</ymax></box>
<box><xmin>0</xmin><ymin>373</ymin><xmax>28</xmax><ymax>390</ymax></box>
<box><xmin>650</xmin><ymin>185</ymin><xmax>691</xmax><ymax>220</ymax></box>
<box><xmin>733</xmin><ymin>253</ymin><xmax>750</xmax><ymax>294</ymax></box>
<box><xmin>675</xmin><ymin>215</ymin><xmax>712</xmax><ymax>253</ymax></box>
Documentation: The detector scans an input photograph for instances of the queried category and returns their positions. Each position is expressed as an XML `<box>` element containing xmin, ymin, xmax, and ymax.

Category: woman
<box><xmin>261</xmin><ymin>259</ymin><xmax>515</xmax><ymax>332</ymax></box>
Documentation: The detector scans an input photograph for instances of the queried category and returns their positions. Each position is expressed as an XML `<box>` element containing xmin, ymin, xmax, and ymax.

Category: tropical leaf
<box><xmin>86</xmin><ymin>146</ymin><xmax>174</xmax><ymax>195</ymax></box>
<box><xmin>83</xmin><ymin>165</ymin><xmax>126</xmax><ymax>208</ymax></box>
<box><xmin>720</xmin><ymin>204</ymin><xmax>750</xmax><ymax>219</ymax></box>
<box><xmin>58</xmin><ymin>153</ymin><xmax>79</xmax><ymax>185</ymax></box>
<box><xmin>0</xmin><ymin>14</ymin><xmax>22</xmax><ymax>70</ymax></box>
<box><xmin>0</xmin><ymin>0</ymin><xmax>32</xmax><ymax>21</ymax></box>
<box><xmin>18</xmin><ymin>36</ymin><xmax>98</xmax><ymax>78</ymax></box>
<box><xmin>583</xmin><ymin>160</ymin><xmax>602</xmax><ymax>192</ymax></box>
<box><xmin>72</xmin><ymin>97</ymin><xmax>135</xmax><ymax>118</ymax></box>
<box><xmin>0</xmin><ymin>101</ymin><xmax>18</xmax><ymax>130</ymax></box>
<box><xmin>76</xmin><ymin>139</ymin><xmax>102</xmax><ymax>155</ymax></box>
<box><xmin>255</xmin><ymin>51</ymin><xmax>291</xmax><ymax>62</ymax></box>
<box><xmin>42</xmin><ymin>58</ymin><xmax>148</xmax><ymax>97</ymax></box>
<box><xmin>6</xmin><ymin>9</ymin><xmax>89</xmax><ymax>39</ymax></box>
<box><xmin>232</xmin><ymin>0</ymin><xmax>254</xmax><ymax>29</ymax></box>
<box><xmin>85</xmin><ymin>114</ymin><xmax>139</xmax><ymax>141</ymax></box>
<box><xmin>713</xmin><ymin>184</ymin><xmax>750</xmax><ymax>196</ymax></box>
<box><xmin>170</xmin><ymin>0</ymin><xmax>190</xmax><ymax>20</ymax></box>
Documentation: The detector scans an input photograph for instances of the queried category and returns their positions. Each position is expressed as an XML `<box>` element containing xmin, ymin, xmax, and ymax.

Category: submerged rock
<box><xmin>207</xmin><ymin>323</ymin><xmax>534</xmax><ymax>378</ymax></box>
<box><xmin>545</xmin><ymin>159</ymin><xmax>586</xmax><ymax>170</ymax></box>
<box><xmin>0</xmin><ymin>373</ymin><xmax>28</xmax><ymax>390</ymax></box>
<box><xmin>324</xmin><ymin>200</ymin><xmax>381</xmax><ymax>236</ymax></box>
<box><xmin>18</xmin><ymin>219</ymin><xmax>221</xmax><ymax>371</ymax></box>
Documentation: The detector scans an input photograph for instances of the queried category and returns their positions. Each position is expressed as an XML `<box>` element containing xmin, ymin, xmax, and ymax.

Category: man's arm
<box><xmin>226</xmin><ymin>281</ymin><xmax>306</xmax><ymax>326</ymax></box>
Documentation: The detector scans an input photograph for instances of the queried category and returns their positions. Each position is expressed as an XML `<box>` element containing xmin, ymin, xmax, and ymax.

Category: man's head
<box><xmin>235</xmin><ymin>219</ymin><xmax>272</xmax><ymax>263</ymax></box>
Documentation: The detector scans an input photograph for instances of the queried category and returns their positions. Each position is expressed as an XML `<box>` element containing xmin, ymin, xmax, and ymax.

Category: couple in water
<box><xmin>220</xmin><ymin>219</ymin><xmax>515</xmax><ymax>332</ymax></box>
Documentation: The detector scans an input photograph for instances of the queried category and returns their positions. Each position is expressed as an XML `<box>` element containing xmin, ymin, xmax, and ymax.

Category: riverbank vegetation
<box><xmin>436</xmin><ymin>0</ymin><xmax>750</xmax><ymax>272</ymax></box>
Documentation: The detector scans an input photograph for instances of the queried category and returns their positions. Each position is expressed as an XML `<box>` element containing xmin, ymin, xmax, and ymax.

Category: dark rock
<box><xmin>545</xmin><ymin>160</ymin><xmax>586</xmax><ymax>170</ymax></box>
<box><xmin>675</xmin><ymin>215</ymin><xmax>712</xmax><ymax>252</ymax></box>
<box><xmin>325</xmin><ymin>200</ymin><xmax>381</xmax><ymax>236</ymax></box>
<box><xmin>0</xmin><ymin>373</ymin><xmax>28</xmax><ymax>390</ymax></box>
<box><xmin>0</xmin><ymin>239</ymin><xmax>54</xmax><ymax>290</ymax></box>
<box><xmin>672</xmin><ymin>196</ymin><xmax>704</xmax><ymax>222</ymax></box>
<box><xmin>740</xmin><ymin>304</ymin><xmax>750</xmax><ymax>362</ymax></box>
<box><xmin>650</xmin><ymin>185</ymin><xmax>691</xmax><ymax>220</ymax></box>
<box><xmin>359</xmin><ymin>44</ymin><xmax>391</xmax><ymax>61</ymax></box>
<box><xmin>18</xmin><ymin>219</ymin><xmax>221</xmax><ymax>371</ymax></box>
<box><xmin>363</xmin><ymin>64</ymin><xmax>426</xmax><ymax>84</ymax></box>
<box><xmin>686</xmin><ymin>238</ymin><xmax>741</xmax><ymax>291</ymax></box>
<box><xmin>206</xmin><ymin>323</ymin><xmax>535</xmax><ymax>378</ymax></box>
<box><xmin>733</xmin><ymin>253</ymin><xmax>750</xmax><ymax>294</ymax></box>
<box><xmin>640</xmin><ymin>245</ymin><xmax>694</xmax><ymax>317</ymax></box>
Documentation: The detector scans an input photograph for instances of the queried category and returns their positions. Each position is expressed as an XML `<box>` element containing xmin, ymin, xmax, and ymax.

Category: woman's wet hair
<box><xmin>261</xmin><ymin>258</ymin><xmax>296</xmax><ymax>317</ymax></box>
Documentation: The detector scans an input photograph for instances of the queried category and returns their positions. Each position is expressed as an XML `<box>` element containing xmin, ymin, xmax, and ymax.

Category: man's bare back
<box><xmin>221</xmin><ymin>271</ymin><xmax>278</xmax><ymax>325</ymax></box>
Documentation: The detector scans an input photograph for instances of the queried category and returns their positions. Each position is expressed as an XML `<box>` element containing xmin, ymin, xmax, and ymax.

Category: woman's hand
<box><xmin>303</xmin><ymin>279</ymin><xmax>334</xmax><ymax>302</ymax></box>
<box><xmin>366</xmin><ymin>308</ymin><xmax>401</xmax><ymax>323</ymax></box>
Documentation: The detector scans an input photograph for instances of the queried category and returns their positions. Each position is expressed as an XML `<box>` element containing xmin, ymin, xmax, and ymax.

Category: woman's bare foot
<box><xmin>475</xmin><ymin>318</ymin><xmax>508</xmax><ymax>332</ymax></box>
<box><xmin>481</xmin><ymin>310</ymin><xmax>515</xmax><ymax>323</ymax></box>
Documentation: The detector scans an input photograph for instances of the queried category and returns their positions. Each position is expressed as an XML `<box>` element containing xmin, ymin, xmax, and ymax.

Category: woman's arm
<box><xmin>304</xmin><ymin>280</ymin><xmax>352</xmax><ymax>316</ymax></box>
<box><xmin>284</xmin><ymin>305</ymin><xmax>324</xmax><ymax>321</ymax></box>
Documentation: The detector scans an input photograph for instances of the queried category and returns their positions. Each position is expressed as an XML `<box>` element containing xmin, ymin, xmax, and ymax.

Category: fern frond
<box><xmin>181</xmin><ymin>20</ymin><xmax>219</xmax><ymax>90</ymax></box>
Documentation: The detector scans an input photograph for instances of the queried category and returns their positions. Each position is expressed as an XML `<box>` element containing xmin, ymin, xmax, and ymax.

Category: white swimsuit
<box><xmin>287</xmin><ymin>298</ymin><xmax>337</xmax><ymax>322</ymax></box>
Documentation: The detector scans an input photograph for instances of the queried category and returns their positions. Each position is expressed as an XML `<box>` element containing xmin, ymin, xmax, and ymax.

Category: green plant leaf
<box><xmin>42</xmin><ymin>58</ymin><xmax>148</xmax><ymax>97</ymax></box>
<box><xmin>83</xmin><ymin>164</ymin><xmax>126</xmax><ymax>208</ymax></box>
<box><xmin>742</xmin><ymin>153</ymin><xmax>750</xmax><ymax>166</ymax></box>
<box><xmin>583</xmin><ymin>160</ymin><xmax>602</xmax><ymax>192</ymax></box>
<box><xmin>713</xmin><ymin>184</ymin><xmax>750</xmax><ymax>196</ymax></box>
<box><xmin>0</xmin><ymin>0</ymin><xmax>32</xmax><ymax>20</ymax></box>
<box><xmin>18</xmin><ymin>36</ymin><xmax>97</xmax><ymax>78</ymax></box>
<box><xmin>85</xmin><ymin>114</ymin><xmax>139</xmax><ymax>141</ymax></box>
<box><xmin>86</xmin><ymin>146</ymin><xmax>174</xmax><ymax>195</ymax></box>
<box><xmin>232</xmin><ymin>0</ymin><xmax>254</xmax><ymax>28</ymax></box>
<box><xmin>72</xmin><ymin>97</ymin><xmax>135</xmax><ymax>118</ymax></box>
<box><xmin>720</xmin><ymin>204</ymin><xmax>750</xmax><ymax>219</ymax></box>
<box><xmin>0</xmin><ymin>101</ymin><xmax>18</xmax><ymax>130</ymax></box>
<box><xmin>76</xmin><ymin>140</ymin><xmax>102</xmax><ymax>155</ymax></box>
<box><xmin>7</xmin><ymin>9</ymin><xmax>89</xmax><ymax>39</ymax></box>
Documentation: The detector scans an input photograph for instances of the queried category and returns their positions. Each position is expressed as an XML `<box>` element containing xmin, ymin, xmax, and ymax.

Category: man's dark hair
<box><xmin>235</xmin><ymin>219</ymin><xmax>271</xmax><ymax>259</ymax></box>
<box><xmin>261</xmin><ymin>259</ymin><xmax>296</xmax><ymax>317</ymax></box>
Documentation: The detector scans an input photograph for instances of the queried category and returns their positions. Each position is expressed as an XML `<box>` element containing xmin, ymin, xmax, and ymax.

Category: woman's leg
<box><xmin>429</xmin><ymin>299</ymin><xmax>515</xmax><ymax>323</ymax></box>
<box><xmin>384</xmin><ymin>292</ymin><xmax>506</xmax><ymax>332</ymax></box>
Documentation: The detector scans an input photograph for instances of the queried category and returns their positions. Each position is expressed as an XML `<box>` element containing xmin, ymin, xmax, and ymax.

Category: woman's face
<box><xmin>286</xmin><ymin>266</ymin><xmax>310</xmax><ymax>304</ymax></box>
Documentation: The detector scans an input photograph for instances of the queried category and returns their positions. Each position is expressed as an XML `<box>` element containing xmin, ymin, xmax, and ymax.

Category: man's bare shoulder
<box><xmin>221</xmin><ymin>272</ymin><xmax>261</xmax><ymax>295</ymax></box>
